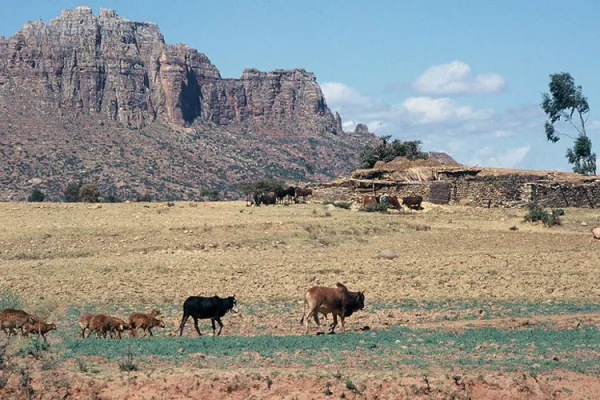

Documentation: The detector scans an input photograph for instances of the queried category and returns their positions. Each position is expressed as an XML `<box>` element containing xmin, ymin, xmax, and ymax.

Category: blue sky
<box><xmin>2</xmin><ymin>0</ymin><xmax>599</xmax><ymax>171</ymax></box>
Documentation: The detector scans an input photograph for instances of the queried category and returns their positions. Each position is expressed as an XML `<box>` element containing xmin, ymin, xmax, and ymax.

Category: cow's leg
<box><xmin>312</xmin><ymin>312</ymin><xmax>324</xmax><ymax>334</ymax></box>
<box><xmin>192</xmin><ymin>316</ymin><xmax>202</xmax><ymax>336</ymax></box>
<box><xmin>329</xmin><ymin>314</ymin><xmax>338</xmax><ymax>334</ymax></box>
<box><xmin>211</xmin><ymin>319</ymin><xmax>217</xmax><ymax>336</ymax></box>
<box><xmin>178</xmin><ymin>313</ymin><xmax>190</xmax><ymax>337</ymax></box>
<box><xmin>148</xmin><ymin>327</ymin><xmax>153</xmax><ymax>337</ymax></box>
<box><xmin>340</xmin><ymin>316</ymin><xmax>346</xmax><ymax>333</ymax></box>
<box><xmin>215</xmin><ymin>318</ymin><xmax>224</xmax><ymax>336</ymax></box>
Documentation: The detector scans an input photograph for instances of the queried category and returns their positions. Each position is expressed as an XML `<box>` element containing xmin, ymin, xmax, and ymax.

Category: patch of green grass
<box><xmin>58</xmin><ymin>325</ymin><xmax>600</xmax><ymax>374</ymax></box>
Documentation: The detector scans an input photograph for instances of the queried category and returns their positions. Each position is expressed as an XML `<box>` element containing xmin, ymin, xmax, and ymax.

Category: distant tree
<box><xmin>359</xmin><ymin>136</ymin><xmax>428</xmax><ymax>168</ymax></box>
<box><xmin>238</xmin><ymin>177</ymin><xmax>285</xmax><ymax>203</ymax></box>
<box><xmin>136</xmin><ymin>193</ymin><xmax>153</xmax><ymax>202</ymax></box>
<box><xmin>79</xmin><ymin>183</ymin><xmax>100</xmax><ymax>203</ymax></box>
<box><xmin>27</xmin><ymin>188</ymin><xmax>45</xmax><ymax>202</ymax></box>
<box><xmin>64</xmin><ymin>182</ymin><xmax>82</xmax><ymax>202</ymax></box>
<box><xmin>541</xmin><ymin>72</ymin><xmax>596</xmax><ymax>175</ymax></box>
<box><xmin>200</xmin><ymin>188</ymin><xmax>221</xmax><ymax>201</ymax></box>
<box><xmin>304</xmin><ymin>162</ymin><xmax>316</xmax><ymax>175</ymax></box>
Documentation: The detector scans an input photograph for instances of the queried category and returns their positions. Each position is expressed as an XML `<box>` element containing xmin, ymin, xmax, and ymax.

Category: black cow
<box><xmin>402</xmin><ymin>195</ymin><xmax>423</xmax><ymax>210</ymax></box>
<box><xmin>258</xmin><ymin>192</ymin><xmax>277</xmax><ymax>205</ymax></box>
<box><xmin>178</xmin><ymin>295</ymin><xmax>237</xmax><ymax>336</ymax></box>
<box><xmin>275</xmin><ymin>186</ymin><xmax>296</xmax><ymax>204</ymax></box>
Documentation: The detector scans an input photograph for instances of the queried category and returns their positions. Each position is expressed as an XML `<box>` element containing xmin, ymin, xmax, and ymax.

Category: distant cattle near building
<box><xmin>402</xmin><ymin>195</ymin><xmax>423</xmax><ymax>210</ymax></box>
<box><xmin>359</xmin><ymin>194</ymin><xmax>379</xmax><ymax>206</ymax></box>
<box><xmin>295</xmin><ymin>187</ymin><xmax>313</xmax><ymax>202</ymax></box>
<box><xmin>380</xmin><ymin>194</ymin><xmax>402</xmax><ymax>210</ymax></box>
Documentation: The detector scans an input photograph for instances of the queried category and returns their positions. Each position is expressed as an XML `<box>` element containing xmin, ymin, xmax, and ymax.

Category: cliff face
<box><xmin>0</xmin><ymin>6</ymin><xmax>338</xmax><ymax>133</ymax></box>
<box><xmin>0</xmin><ymin>7</ymin><xmax>374</xmax><ymax>201</ymax></box>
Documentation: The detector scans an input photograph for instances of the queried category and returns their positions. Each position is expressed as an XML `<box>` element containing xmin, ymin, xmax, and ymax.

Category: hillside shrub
<box><xmin>27</xmin><ymin>188</ymin><xmax>45</xmax><ymax>202</ymax></box>
<box><xmin>524</xmin><ymin>202</ymin><xmax>561</xmax><ymax>227</ymax></box>
<box><xmin>79</xmin><ymin>183</ymin><xmax>100</xmax><ymax>203</ymax></box>
<box><xmin>201</xmin><ymin>189</ymin><xmax>220</xmax><ymax>201</ymax></box>
<box><xmin>0</xmin><ymin>287</ymin><xmax>22</xmax><ymax>310</ymax></box>
<box><xmin>64</xmin><ymin>182</ymin><xmax>82</xmax><ymax>202</ymax></box>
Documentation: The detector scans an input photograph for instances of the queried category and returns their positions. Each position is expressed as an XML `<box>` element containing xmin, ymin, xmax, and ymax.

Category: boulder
<box><xmin>593</xmin><ymin>227</ymin><xmax>600</xmax><ymax>240</ymax></box>
<box><xmin>379</xmin><ymin>249</ymin><xmax>398</xmax><ymax>260</ymax></box>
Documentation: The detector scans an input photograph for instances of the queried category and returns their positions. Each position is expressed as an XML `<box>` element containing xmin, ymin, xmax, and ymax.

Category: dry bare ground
<box><xmin>0</xmin><ymin>201</ymin><xmax>599</xmax><ymax>399</ymax></box>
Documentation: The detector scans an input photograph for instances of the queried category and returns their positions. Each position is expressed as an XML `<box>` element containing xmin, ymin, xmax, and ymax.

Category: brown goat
<box><xmin>129</xmin><ymin>311</ymin><xmax>165</xmax><ymax>337</ymax></box>
<box><xmin>78</xmin><ymin>313</ymin><xmax>95</xmax><ymax>338</ymax></box>
<box><xmin>87</xmin><ymin>314</ymin><xmax>130</xmax><ymax>339</ymax></box>
<box><xmin>129</xmin><ymin>309</ymin><xmax>164</xmax><ymax>336</ymax></box>
<box><xmin>23</xmin><ymin>320</ymin><xmax>57</xmax><ymax>342</ymax></box>
<box><xmin>0</xmin><ymin>309</ymin><xmax>37</xmax><ymax>336</ymax></box>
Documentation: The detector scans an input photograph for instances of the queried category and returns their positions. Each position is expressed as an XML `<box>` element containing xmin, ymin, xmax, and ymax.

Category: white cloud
<box><xmin>322</xmin><ymin>79</ymin><xmax>557</xmax><ymax>170</ymax></box>
<box><xmin>469</xmin><ymin>146</ymin><xmax>531</xmax><ymax>168</ymax></box>
<box><xmin>321</xmin><ymin>82</ymin><xmax>371</xmax><ymax>108</ymax></box>
<box><xmin>402</xmin><ymin>96</ymin><xmax>492</xmax><ymax>124</ymax></box>
<box><xmin>413</xmin><ymin>61</ymin><xmax>505</xmax><ymax>96</ymax></box>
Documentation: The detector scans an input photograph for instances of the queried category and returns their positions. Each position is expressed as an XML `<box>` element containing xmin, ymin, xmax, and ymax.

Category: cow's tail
<box><xmin>299</xmin><ymin>295</ymin><xmax>308</xmax><ymax>325</ymax></box>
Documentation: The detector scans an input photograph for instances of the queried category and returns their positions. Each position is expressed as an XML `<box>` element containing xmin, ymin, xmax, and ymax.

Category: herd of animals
<box><xmin>250</xmin><ymin>184</ymin><xmax>424</xmax><ymax>212</ymax></box>
<box><xmin>0</xmin><ymin>283</ymin><xmax>366</xmax><ymax>342</ymax></box>
<box><xmin>250</xmin><ymin>186</ymin><xmax>313</xmax><ymax>206</ymax></box>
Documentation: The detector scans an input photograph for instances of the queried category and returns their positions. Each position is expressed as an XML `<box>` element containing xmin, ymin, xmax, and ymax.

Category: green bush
<box><xmin>360</xmin><ymin>202</ymin><xmax>388</xmax><ymax>213</ymax></box>
<box><xmin>552</xmin><ymin>208</ymin><xmax>565</xmax><ymax>216</ymax></box>
<box><xmin>64</xmin><ymin>182</ymin><xmax>82</xmax><ymax>202</ymax></box>
<box><xmin>524</xmin><ymin>202</ymin><xmax>561</xmax><ymax>227</ymax></box>
<box><xmin>79</xmin><ymin>183</ymin><xmax>100</xmax><ymax>203</ymax></box>
<box><xmin>0</xmin><ymin>287</ymin><xmax>22</xmax><ymax>310</ymax></box>
<box><xmin>27</xmin><ymin>188</ymin><xmax>45</xmax><ymax>202</ymax></box>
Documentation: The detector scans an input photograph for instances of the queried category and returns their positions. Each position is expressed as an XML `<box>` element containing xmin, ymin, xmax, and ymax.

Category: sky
<box><xmin>2</xmin><ymin>0</ymin><xmax>600</xmax><ymax>171</ymax></box>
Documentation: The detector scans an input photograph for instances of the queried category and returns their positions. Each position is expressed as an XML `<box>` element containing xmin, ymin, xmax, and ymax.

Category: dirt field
<box><xmin>0</xmin><ymin>201</ymin><xmax>599</xmax><ymax>399</ymax></box>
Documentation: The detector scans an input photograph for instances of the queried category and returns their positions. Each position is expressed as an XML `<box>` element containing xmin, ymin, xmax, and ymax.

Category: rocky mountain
<box><xmin>0</xmin><ymin>6</ymin><xmax>375</xmax><ymax>201</ymax></box>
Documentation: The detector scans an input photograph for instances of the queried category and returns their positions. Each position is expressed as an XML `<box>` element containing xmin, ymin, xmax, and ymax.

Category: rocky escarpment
<box><xmin>0</xmin><ymin>6</ymin><xmax>339</xmax><ymax>133</ymax></box>
<box><xmin>0</xmin><ymin>6</ymin><xmax>375</xmax><ymax>201</ymax></box>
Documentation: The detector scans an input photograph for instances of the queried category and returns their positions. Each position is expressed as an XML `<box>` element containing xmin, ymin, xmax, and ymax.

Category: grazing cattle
<box><xmin>129</xmin><ymin>310</ymin><xmax>165</xmax><ymax>337</ymax></box>
<box><xmin>23</xmin><ymin>321</ymin><xmax>56</xmax><ymax>342</ymax></box>
<box><xmin>402</xmin><ymin>195</ymin><xmax>423</xmax><ymax>210</ymax></box>
<box><xmin>178</xmin><ymin>295</ymin><xmax>237</xmax><ymax>336</ymax></box>
<box><xmin>275</xmin><ymin>186</ymin><xmax>296</xmax><ymax>204</ymax></box>
<box><xmin>257</xmin><ymin>192</ymin><xmax>277</xmax><ymax>206</ymax></box>
<box><xmin>295</xmin><ymin>187</ymin><xmax>313</xmax><ymax>203</ymax></box>
<box><xmin>300</xmin><ymin>283</ymin><xmax>365</xmax><ymax>335</ymax></box>
<box><xmin>87</xmin><ymin>314</ymin><xmax>130</xmax><ymax>339</ymax></box>
<box><xmin>380</xmin><ymin>194</ymin><xmax>402</xmax><ymax>210</ymax></box>
<box><xmin>359</xmin><ymin>194</ymin><xmax>380</xmax><ymax>206</ymax></box>
<box><xmin>0</xmin><ymin>309</ymin><xmax>36</xmax><ymax>336</ymax></box>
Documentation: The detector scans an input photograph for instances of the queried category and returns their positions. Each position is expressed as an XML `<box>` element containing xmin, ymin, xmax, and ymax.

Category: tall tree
<box><xmin>541</xmin><ymin>72</ymin><xmax>596</xmax><ymax>174</ymax></box>
<box><xmin>359</xmin><ymin>136</ymin><xmax>428</xmax><ymax>169</ymax></box>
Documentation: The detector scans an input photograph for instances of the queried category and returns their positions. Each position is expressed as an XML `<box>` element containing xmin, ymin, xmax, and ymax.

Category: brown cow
<box><xmin>402</xmin><ymin>195</ymin><xmax>423</xmax><ymax>210</ymax></box>
<box><xmin>300</xmin><ymin>283</ymin><xmax>365</xmax><ymax>335</ymax></box>
<box><xmin>381</xmin><ymin>194</ymin><xmax>402</xmax><ymax>210</ymax></box>
<box><xmin>295</xmin><ymin>187</ymin><xmax>313</xmax><ymax>203</ymax></box>
<box><xmin>359</xmin><ymin>194</ymin><xmax>380</xmax><ymax>206</ymax></box>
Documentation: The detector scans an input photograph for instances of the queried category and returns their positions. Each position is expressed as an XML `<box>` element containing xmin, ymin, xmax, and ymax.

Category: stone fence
<box><xmin>310</xmin><ymin>176</ymin><xmax>600</xmax><ymax>208</ymax></box>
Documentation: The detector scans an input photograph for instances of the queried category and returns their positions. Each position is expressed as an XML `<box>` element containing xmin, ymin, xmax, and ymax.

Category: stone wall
<box><xmin>310</xmin><ymin>177</ymin><xmax>600</xmax><ymax>209</ymax></box>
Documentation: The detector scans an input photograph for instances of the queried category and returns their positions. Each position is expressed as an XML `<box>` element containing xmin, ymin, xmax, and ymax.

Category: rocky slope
<box><xmin>0</xmin><ymin>6</ymin><xmax>374</xmax><ymax>201</ymax></box>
